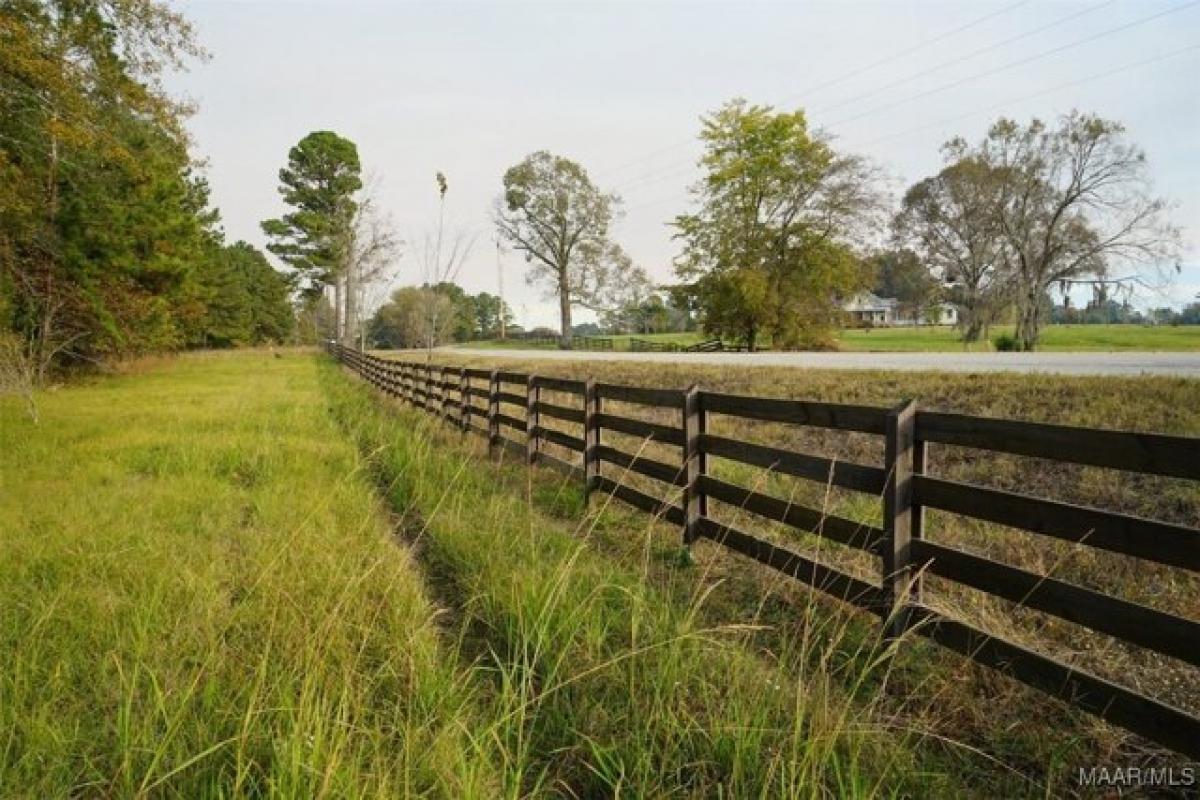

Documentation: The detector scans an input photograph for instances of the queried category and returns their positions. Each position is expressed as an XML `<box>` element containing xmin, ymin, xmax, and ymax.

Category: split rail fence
<box><xmin>330</xmin><ymin>343</ymin><xmax>1200</xmax><ymax>759</ymax></box>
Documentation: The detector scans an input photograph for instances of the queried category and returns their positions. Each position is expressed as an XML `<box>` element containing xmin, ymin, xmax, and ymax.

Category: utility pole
<box><xmin>495</xmin><ymin>237</ymin><xmax>506</xmax><ymax>340</ymax></box>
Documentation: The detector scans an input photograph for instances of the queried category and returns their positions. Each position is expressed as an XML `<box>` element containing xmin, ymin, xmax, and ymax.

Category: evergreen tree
<box><xmin>261</xmin><ymin>131</ymin><xmax>362</xmax><ymax>342</ymax></box>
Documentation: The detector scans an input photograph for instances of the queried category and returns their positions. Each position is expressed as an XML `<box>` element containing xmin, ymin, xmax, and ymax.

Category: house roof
<box><xmin>843</xmin><ymin>292</ymin><xmax>898</xmax><ymax>312</ymax></box>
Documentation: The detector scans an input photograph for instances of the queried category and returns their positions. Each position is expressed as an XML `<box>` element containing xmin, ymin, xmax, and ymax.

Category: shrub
<box><xmin>993</xmin><ymin>332</ymin><xmax>1021</xmax><ymax>351</ymax></box>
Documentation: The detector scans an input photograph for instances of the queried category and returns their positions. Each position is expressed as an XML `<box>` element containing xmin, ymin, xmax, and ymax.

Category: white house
<box><xmin>843</xmin><ymin>292</ymin><xmax>897</xmax><ymax>325</ymax></box>
<box><xmin>842</xmin><ymin>292</ymin><xmax>957</xmax><ymax>327</ymax></box>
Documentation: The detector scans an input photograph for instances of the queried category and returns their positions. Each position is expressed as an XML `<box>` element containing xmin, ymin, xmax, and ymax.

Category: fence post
<box><xmin>427</xmin><ymin>364</ymin><xmax>435</xmax><ymax>414</ymax></box>
<box><xmin>882</xmin><ymin>399</ymin><xmax>918</xmax><ymax>641</ymax></box>
<box><xmin>460</xmin><ymin>370</ymin><xmax>470</xmax><ymax>432</ymax></box>
<box><xmin>583</xmin><ymin>378</ymin><xmax>601</xmax><ymax>503</ymax></box>
<box><xmin>911</xmin><ymin>430</ymin><xmax>927</xmax><ymax>605</ymax></box>
<box><xmin>440</xmin><ymin>367</ymin><xmax>450</xmax><ymax>422</ymax></box>
<box><xmin>526</xmin><ymin>375</ymin><xmax>540</xmax><ymax>464</ymax></box>
<box><xmin>488</xmin><ymin>369</ymin><xmax>500</xmax><ymax>455</ymax></box>
<box><xmin>682</xmin><ymin>385</ymin><xmax>705</xmax><ymax>546</ymax></box>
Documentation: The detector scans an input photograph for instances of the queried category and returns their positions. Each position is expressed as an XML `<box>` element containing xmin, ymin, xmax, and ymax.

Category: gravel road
<box><xmin>440</xmin><ymin>348</ymin><xmax>1200</xmax><ymax>377</ymax></box>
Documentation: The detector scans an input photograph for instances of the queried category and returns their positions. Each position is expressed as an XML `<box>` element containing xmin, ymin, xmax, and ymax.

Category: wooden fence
<box><xmin>329</xmin><ymin>343</ymin><xmax>1200</xmax><ymax>759</ymax></box>
<box><xmin>628</xmin><ymin>337</ymin><xmax>744</xmax><ymax>352</ymax></box>
<box><xmin>485</xmin><ymin>332</ymin><xmax>615</xmax><ymax>350</ymax></box>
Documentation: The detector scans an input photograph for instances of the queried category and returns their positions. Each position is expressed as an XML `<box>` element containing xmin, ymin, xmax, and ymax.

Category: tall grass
<box><xmin>321</xmin><ymin>359</ymin><xmax>959</xmax><ymax>797</ymax></box>
<box><xmin>362</xmin><ymin>352</ymin><xmax>1198</xmax><ymax>793</ymax></box>
<box><xmin>0</xmin><ymin>352</ymin><xmax>503</xmax><ymax>796</ymax></box>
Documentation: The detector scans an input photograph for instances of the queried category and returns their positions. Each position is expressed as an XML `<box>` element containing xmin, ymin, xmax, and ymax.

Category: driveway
<box><xmin>439</xmin><ymin>348</ymin><xmax>1200</xmax><ymax>377</ymax></box>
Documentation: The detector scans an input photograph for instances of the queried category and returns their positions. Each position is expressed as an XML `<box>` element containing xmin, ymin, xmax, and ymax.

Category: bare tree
<box><xmin>964</xmin><ymin>113</ymin><xmax>1181</xmax><ymax>349</ymax></box>
<box><xmin>414</xmin><ymin>172</ymin><xmax>475</xmax><ymax>360</ymax></box>
<box><xmin>894</xmin><ymin>156</ymin><xmax>1014</xmax><ymax>342</ymax></box>
<box><xmin>345</xmin><ymin>184</ymin><xmax>402</xmax><ymax>349</ymax></box>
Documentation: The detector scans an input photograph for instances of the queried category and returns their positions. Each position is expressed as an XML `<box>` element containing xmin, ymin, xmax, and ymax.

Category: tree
<box><xmin>415</xmin><ymin>172</ymin><xmax>473</xmax><ymax>358</ymax></box>
<box><xmin>673</xmin><ymin>99</ymin><xmax>883</xmax><ymax>350</ymax></box>
<box><xmin>471</xmin><ymin>292</ymin><xmax>514</xmax><ymax>339</ymax></box>
<box><xmin>261</xmin><ymin>131</ymin><xmax>362</xmax><ymax>343</ymax></box>
<box><xmin>948</xmin><ymin>113</ymin><xmax>1180</xmax><ymax>350</ymax></box>
<box><xmin>369</xmin><ymin>285</ymin><xmax>457</xmax><ymax>349</ymax></box>
<box><xmin>1</xmin><ymin>0</ymin><xmax>211</xmax><ymax>374</ymax></box>
<box><xmin>231</xmin><ymin>242</ymin><xmax>294</xmax><ymax>343</ymax></box>
<box><xmin>495</xmin><ymin>151</ymin><xmax>629</xmax><ymax>348</ymax></box>
<box><xmin>869</xmin><ymin>249</ymin><xmax>938</xmax><ymax>323</ymax></box>
<box><xmin>345</xmin><ymin>189</ymin><xmax>401</xmax><ymax>348</ymax></box>
<box><xmin>894</xmin><ymin>158</ymin><xmax>1012</xmax><ymax>341</ymax></box>
<box><xmin>182</xmin><ymin>241</ymin><xmax>294</xmax><ymax>347</ymax></box>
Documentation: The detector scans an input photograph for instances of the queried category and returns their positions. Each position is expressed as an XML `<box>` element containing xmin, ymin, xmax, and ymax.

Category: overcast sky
<box><xmin>170</xmin><ymin>0</ymin><xmax>1200</xmax><ymax>329</ymax></box>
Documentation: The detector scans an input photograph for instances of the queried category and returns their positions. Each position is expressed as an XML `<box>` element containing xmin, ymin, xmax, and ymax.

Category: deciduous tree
<box><xmin>869</xmin><ymin>249</ymin><xmax>938</xmax><ymax>323</ymax></box>
<box><xmin>964</xmin><ymin>113</ymin><xmax>1180</xmax><ymax>350</ymax></box>
<box><xmin>894</xmin><ymin>157</ymin><xmax>1012</xmax><ymax>341</ymax></box>
<box><xmin>1</xmin><ymin>0</ymin><xmax>211</xmax><ymax>372</ymax></box>
<box><xmin>495</xmin><ymin>151</ymin><xmax>629</xmax><ymax>348</ymax></box>
<box><xmin>673</xmin><ymin>99</ymin><xmax>883</xmax><ymax>350</ymax></box>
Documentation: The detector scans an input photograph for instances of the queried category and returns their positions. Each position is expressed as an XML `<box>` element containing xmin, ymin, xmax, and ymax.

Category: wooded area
<box><xmin>0</xmin><ymin>0</ymin><xmax>295</xmax><ymax>386</ymax></box>
<box><xmin>2</xmin><ymin>2</ymin><xmax>1189</xmax><ymax>390</ymax></box>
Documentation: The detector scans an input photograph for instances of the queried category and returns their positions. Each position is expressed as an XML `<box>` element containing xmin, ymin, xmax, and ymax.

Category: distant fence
<box><xmin>492</xmin><ymin>332</ymin><xmax>614</xmax><ymax>350</ymax></box>
<box><xmin>329</xmin><ymin>343</ymin><xmax>1200</xmax><ymax>759</ymax></box>
<box><xmin>614</xmin><ymin>337</ymin><xmax>744</xmax><ymax>352</ymax></box>
<box><xmin>482</xmin><ymin>333</ymin><xmax>744</xmax><ymax>352</ymax></box>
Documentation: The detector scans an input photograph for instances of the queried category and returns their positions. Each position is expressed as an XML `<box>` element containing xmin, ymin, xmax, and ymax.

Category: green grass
<box><xmin>838</xmin><ymin>324</ymin><xmax>1200</xmax><ymax>351</ymax></box>
<box><xmin>0</xmin><ymin>351</ymin><xmax>505</xmax><ymax>796</ymax></box>
<box><xmin>8</xmin><ymin>350</ymin><xmax>1193</xmax><ymax>796</ymax></box>
<box><xmin>407</xmin><ymin>350</ymin><xmax>1200</xmax><ymax>785</ymax></box>
<box><xmin>0</xmin><ymin>350</ymin><xmax>949</xmax><ymax>797</ymax></box>
<box><xmin>322</xmin><ymin>368</ymin><xmax>943</xmax><ymax>797</ymax></box>
<box><xmin>453</xmin><ymin>332</ymin><xmax>712</xmax><ymax>351</ymax></box>
<box><xmin>452</xmin><ymin>324</ymin><xmax>1200</xmax><ymax>352</ymax></box>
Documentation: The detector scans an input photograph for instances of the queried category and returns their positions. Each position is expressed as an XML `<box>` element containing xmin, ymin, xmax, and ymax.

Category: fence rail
<box><xmin>331</xmin><ymin>343</ymin><xmax>1200</xmax><ymax>759</ymax></box>
<box><xmin>479</xmin><ymin>332</ymin><xmax>615</xmax><ymax>350</ymax></box>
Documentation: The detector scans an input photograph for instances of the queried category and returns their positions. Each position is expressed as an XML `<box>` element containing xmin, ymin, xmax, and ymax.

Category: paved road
<box><xmin>442</xmin><ymin>348</ymin><xmax>1200</xmax><ymax>377</ymax></box>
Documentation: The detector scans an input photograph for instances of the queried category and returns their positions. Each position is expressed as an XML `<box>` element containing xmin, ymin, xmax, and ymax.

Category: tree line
<box><xmin>490</xmin><ymin>100</ymin><xmax>1181</xmax><ymax>352</ymax></box>
<box><xmin>1</xmin><ymin>0</ymin><xmax>296</xmax><ymax>392</ymax></box>
<box><xmin>3</xmin><ymin>0</ymin><xmax>1186</xmax><ymax>393</ymax></box>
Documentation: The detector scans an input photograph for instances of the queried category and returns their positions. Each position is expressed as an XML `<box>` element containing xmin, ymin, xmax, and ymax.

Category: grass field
<box><xmin>455</xmin><ymin>324</ymin><xmax>1200</xmax><ymax>352</ymax></box>
<box><xmin>0</xmin><ymin>351</ymin><xmax>939</xmax><ymax>797</ymax></box>
<box><xmin>838</xmin><ymin>324</ymin><xmax>1200</xmax><ymax>351</ymax></box>
<box><xmin>401</xmin><ymin>349</ymin><xmax>1200</xmax><ymax>787</ymax></box>
<box><xmin>0</xmin><ymin>352</ymin><xmax>509</xmax><ymax>796</ymax></box>
<box><xmin>323</xmin><ymin>369</ymin><xmax>949</xmax><ymax>797</ymax></box>
<box><xmin>6</xmin><ymin>350</ymin><xmax>1196</xmax><ymax>796</ymax></box>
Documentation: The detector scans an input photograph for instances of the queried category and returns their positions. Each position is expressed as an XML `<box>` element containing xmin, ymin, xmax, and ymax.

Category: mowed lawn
<box><xmin>455</xmin><ymin>324</ymin><xmax>1200</xmax><ymax>352</ymax></box>
<box><xmin>0</xmin><ymin>352</ymin><xmax>501</xmax><ymax>797</ymax></box>
<box><xmin>837</xmin><ymin>324</ymin><xmax>1200</xmax><ymax>351</ymax></box>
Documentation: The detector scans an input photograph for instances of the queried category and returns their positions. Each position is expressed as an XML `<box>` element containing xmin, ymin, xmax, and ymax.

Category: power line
<box><xmin>824</xmin><ymin>0</ymin><xmax>1199</xmax><ymax>130</ymax></box>
<box><xmin>778</xmin><ymin>0</ymin><xmax>1035</xmax><ymax>105</ymax></box>
<box><xmin>619</xmin><ymin>43</ymin><xmax>1200</xmax><ymax>217</ymax></box>
<box><xmin>848</xmin><ymin>42</ymin><xmax>1200</xmax><ymax>148</ymax></box>
<box><xmin>593</xmin><ymin>0</ymin><xmax>1031</xmax><ymax>180</ymax></box>
<box><xmin>614</xmin><ymin>0</ymin><xmax>1199</xmax><ymax>200</ymax></box>
<box><xmin>809</xmin><ymin>0</ymin><xmax>1116</xmax><ymax>117</ymax></box>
